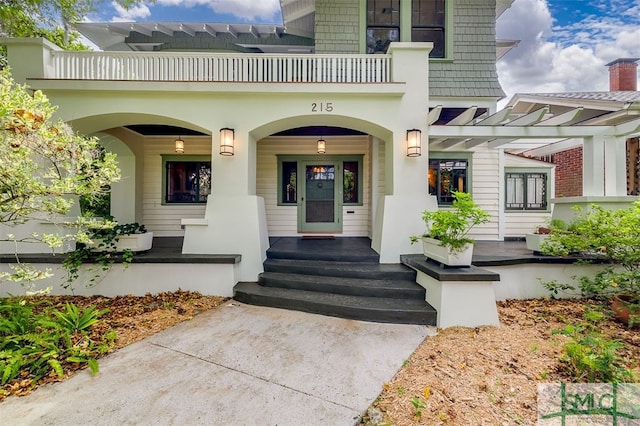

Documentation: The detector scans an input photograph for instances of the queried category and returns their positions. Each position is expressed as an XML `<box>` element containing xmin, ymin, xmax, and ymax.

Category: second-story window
<box><xmin>412</xmin><ymin>0</ymin><xmax>446</xmax><ymax>58</ymax></box>
<box><xmin>367</xmin><ymin>0</ymin><xmax>400</xmax><ymax>54</ymax></box>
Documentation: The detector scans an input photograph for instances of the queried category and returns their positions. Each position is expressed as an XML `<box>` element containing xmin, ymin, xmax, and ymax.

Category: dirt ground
<box><xmin>367</xmin><ymin>299</ymin><xmax>640</xmax><ymax>425</ymax></box>
<box><xmin>1</xmin><ymin>294</ymin><xmax>639</xmax><ymax>424</ymax></box>
<box><xmin>0</xmin><ymin>291</ymin><xmax>227</xmax><ymax>400</ymax></box>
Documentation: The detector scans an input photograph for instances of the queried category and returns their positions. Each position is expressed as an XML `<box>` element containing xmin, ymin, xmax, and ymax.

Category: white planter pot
<box><xmin>525</xmin><ymin>233</ymin><xmax>549</xmax><ymax>252</ymax></box>
<box><xmin>421</xmin><ymin>237</ymin><xmax>473</xmax><ymax>267</ymax></box>
<box><xmin>90</xmin><ymin>232</ymin><xmax>153</xmax><ymax>252</ymax></box>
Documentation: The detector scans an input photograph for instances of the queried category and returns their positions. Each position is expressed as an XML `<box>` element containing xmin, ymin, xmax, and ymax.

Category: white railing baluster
<box><xmin>49</xmin><ymin>51</ymin><xmax>391</xmax><ymax>83</ymax></box>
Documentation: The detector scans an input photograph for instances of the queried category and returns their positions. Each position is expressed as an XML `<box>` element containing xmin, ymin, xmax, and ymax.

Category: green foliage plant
<box><xmin>410</xmin><ymin>191</ymin><xmax>491</xmax><ymax>254</ymax></box>
<box><xmin>52</xmin><ymin>303</ymin><xmax>109</xmax><ymax>334</ymax></box>
<box><xmin>0</xmin><ymin>69</ymin><xmax>120</xmax><ymax>285</ymax></box>
<box><xmin>541</xmin><ymin>202</ymin><xmax>640</xmax><ymax>310</ymax></box>
<box><xmin>553</xmin><ymin>309</ymin><xmax>636</xmax><ymax>383</ymax></box>
<box><xmin>61</xmin><ymin>222</ymin><xmax>146</xmax><ymax>289</ymax></box>
<box><xmin>0</xmin><ymin>297</ymin><xmax>114</xmax><ymax>386</ymax></box>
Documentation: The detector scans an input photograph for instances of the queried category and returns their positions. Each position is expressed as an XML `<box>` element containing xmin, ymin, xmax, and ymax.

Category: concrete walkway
<box><xmin>0</xmin><ymin>301</ymin><xmax>434</xmax><ymax>426</ymax></box>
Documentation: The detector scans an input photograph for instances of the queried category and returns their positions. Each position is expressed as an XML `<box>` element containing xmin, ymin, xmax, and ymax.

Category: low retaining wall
<box><xmin>0</xmin><ymin>252</ymin><xmax>241</xmax><ymax>297</ymax></box>
<box><xmin>402</xmin><ymin>254</ymin><xmax>612</xmax><ymax>329</ymax></box>
<box><xmin>485</xmin><ymin>263</ymin><xmax>606</xmax><ymax>301</ymax></box>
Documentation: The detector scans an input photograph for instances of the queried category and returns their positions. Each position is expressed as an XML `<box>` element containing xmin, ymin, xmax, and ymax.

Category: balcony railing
<box><xmin>50</xmin><ymin>51</ymin><xmax>391</xmax><ymax>83</ymax></box>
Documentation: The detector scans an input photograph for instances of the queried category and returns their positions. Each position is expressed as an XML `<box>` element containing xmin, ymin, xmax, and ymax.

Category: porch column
<box><xmin>182</xmin><ymin>129</ymin><xmax>269</xmax><ymax>287</ymax></box>
<box><xmin>1</xmin><ymin>37</ymin><xmax>59</xmax><ymax>84</ymax></box>
<box><xmin>373</xmin><ymin>43</ymin><xmax>436</xmax><ymax>263</ymax></box>
<box><xmin>582</xmin><ymin>135</ymin><xmax>605</xmax><ymax>196</ymax></box>
<box><xmin>604</xmin><ymin>136</ymin><xmax>628</xmax><ymax>196</ymax></box>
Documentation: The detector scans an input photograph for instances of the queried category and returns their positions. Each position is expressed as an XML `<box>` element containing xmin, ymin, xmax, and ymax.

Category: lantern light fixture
<box><xmin>406</xmin><ymin>129</ymin><xmax>422</xmax><ymax>157</ymax></box>
<box><xmin>317</xmin><ymin>138</ymin><xmax>326</xmax><ymax>154</ymax></box>
<box><xmin>175</xmin><ymin>137</ymin><xmax>185</xmax><ymax>154</ymax></box>
<box><xmin>219</xmin><ymin>127</ymin><xmax>235</xmax><ymax>156</ymax></box>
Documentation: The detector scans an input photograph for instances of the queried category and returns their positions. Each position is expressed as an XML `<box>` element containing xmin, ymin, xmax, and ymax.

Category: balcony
<box><xmin>50</xmin><ymin>50</ymin><xmax>390</xmax><ymax>84</ymax></box>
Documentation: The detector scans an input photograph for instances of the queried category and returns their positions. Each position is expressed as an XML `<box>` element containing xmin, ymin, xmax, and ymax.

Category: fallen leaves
<box><xmin>367</xmin><ymin>299</ymin><xmax>640</xmax><ymax>425</ymax></box>
<box><xmin>1</xmin><ymin>291</ymin><xmax>227</xmax><ymax>401</ymax></box>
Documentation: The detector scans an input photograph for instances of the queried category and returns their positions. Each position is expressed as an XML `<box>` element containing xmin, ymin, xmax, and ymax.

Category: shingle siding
<box><xmin>315</xmin><ymin>0</ymin><xmax>360</xmax><ymax>54</ymax></box>
<box><xmin>430</xmin><ymin>0</ymin><xmax>505</xmax><ymax>99</ymax></box>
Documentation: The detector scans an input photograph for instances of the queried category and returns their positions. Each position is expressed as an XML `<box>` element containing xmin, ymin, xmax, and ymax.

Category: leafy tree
<box><xmin>0</xmin><ymin>68</ymin><xmax>120</xmax><ymax>284</ymax></box>
<box><xmin>0</xmin><ymin>0</ymin><xmax>144</xmax><ymax>67</ymax></box>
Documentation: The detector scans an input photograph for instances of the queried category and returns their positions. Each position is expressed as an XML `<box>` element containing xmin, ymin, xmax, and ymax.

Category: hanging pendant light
<box><xmin>317</xmin><ymin>138</ymin><xmax>326</xmax><ymax>154</ymax></box>
<box><xmin>175</xmin><ymin>137</ymin><xmax>185</xmax><ymax>153</ymax></box>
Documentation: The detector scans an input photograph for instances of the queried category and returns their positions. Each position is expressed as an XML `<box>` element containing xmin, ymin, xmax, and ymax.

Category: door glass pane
<box><xmin>306</xmin><ymin>165</ymin><xmax>335</xmax><ymax>223</ymax></box>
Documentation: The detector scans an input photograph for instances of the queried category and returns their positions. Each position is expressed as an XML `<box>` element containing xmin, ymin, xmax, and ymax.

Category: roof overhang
<box><xmin>76</xmin><ymin>22</ymin><xmax>295</xmax><ymax>51</ymax></box>
<box><xmin>280</xmin><ymin>0</ymin><xmax>315</xmax><ymax>38</ymax></box>
<box><xmin>496</xmin><ymin>39</ymin><xmax>519</xmax><ymax>60</ymax></box>
<box><xmin>496</xmin><ymin>0</ymin><xmax>515</xmax><ymax>18</ymax></box>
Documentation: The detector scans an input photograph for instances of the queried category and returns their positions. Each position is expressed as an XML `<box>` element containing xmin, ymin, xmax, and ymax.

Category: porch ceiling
<box><xmin>429</xmin><ymin>105</ymin><xmax>640</xmax><ymax>156</ymax></box>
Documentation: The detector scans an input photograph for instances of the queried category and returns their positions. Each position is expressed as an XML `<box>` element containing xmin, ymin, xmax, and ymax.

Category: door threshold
<box><xmin>301</xmin><ymin>235</ymin><xmax>336</xmax><ymax>240</ymax></box>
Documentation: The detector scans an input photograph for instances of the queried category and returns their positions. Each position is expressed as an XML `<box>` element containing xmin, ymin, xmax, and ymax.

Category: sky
<box><xmin>85</xmin><ymin>0</ymin><xmax>640</xmax><ymax>100</ymax></box>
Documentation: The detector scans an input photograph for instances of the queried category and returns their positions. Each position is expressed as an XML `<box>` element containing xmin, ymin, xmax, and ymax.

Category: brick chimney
<box><xmin>606</xmin><ymin>58</ymin><xmax>639</xmax><ymax>91</ymax></box>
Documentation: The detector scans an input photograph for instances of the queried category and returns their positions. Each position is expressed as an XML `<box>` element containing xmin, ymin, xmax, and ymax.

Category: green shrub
<box><xmin>553</xmin><ymin>309</ymin><xmax>636</xmax><ymax>383</ymax></box>
<box><xmin>542</xmin><ymin>202</ymin><xmax>640</xmax><ymax>304</ymax></box>
<box><xmin>0</xmin><ymin>297</ymin><xmax>115</xmax><ymax>386</ymax></box>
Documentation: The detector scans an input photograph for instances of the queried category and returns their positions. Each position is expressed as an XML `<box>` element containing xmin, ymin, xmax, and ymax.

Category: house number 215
<box><xmin>311</xmin><ymin>102</ymin><xmax>334</xmax><ymax>112</ymax></box>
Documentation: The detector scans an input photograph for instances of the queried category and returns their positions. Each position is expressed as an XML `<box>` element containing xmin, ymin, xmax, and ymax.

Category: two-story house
<box><xmin>3</xmin><ymin>0</ymin><xmax>639</xmax><ymax>305</ymax></box>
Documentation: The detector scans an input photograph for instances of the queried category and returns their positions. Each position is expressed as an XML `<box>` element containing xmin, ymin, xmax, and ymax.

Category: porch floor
<box><xmin>1</xmin><ymin>237</ymin><xmax>573</xmax><ymax>267</ymax></box>
<box><xmin>143</xmin><ymin>237</ymin><xmax>568</xmax><ymax>266</ymax></box>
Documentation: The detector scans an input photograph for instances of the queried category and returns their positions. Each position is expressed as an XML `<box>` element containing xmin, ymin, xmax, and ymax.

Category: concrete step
<box><xmin>258</xmin><ymin>272</ymin><xmax>425</xmax><ymax>299</ymax></box>
<box><xmin>233</xmin><ymin>282</ymin><xmax>437</xmax><ymax>325</ymax></box>
<box><xmin>263</xmin><ymin>258</ymin><xmax>417</xmax><ymax>281</ymax></box>
<box><xmin>266</xmin><ymin>237</ymin><xmax>380</xmax><ymax>263</ymax></box>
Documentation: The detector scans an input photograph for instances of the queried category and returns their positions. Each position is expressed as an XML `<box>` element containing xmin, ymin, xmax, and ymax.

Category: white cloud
<box><xmin>497</xmin><ymin>0</ymin><xmax>640</xmax><ymax>101</ymax></box>
<box><xmin>110</xmin><ymin>1</ymin><xmax>151</xmax><ymax>22</ymax></box>
<box><xmin>103</xmin><ymin>0</ymin><xmax>279</xmax><ymax>23</ymax></box>
<box><xmin>155</xmin><ymin>0</ymin><xmax>280</xmax><ymax>21</ymax></box>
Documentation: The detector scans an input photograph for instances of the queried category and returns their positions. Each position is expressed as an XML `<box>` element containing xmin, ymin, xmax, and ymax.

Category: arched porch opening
<box><xmin>251</xmin><ymin>116</ymin><xmax>394</xmax><ymax>240</ymax></box>
<box><xmin>68</xmin><ymin>114</ymin><xmax>212</xmax><ymax>237</ymax></box>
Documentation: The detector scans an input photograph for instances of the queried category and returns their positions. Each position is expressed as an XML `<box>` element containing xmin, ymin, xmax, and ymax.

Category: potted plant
<box><xmin>88</xmin><ymin>222</ymin><xmax>153</xmax><ymax>253</ymax></box>
<box><xmin>525</xmin><ymin>219</ymin><xmax>567</xmax><ymax>253</ymax></box>
<box><xmin>410</xmin><ymin>191</ymin><xmax>490</xmax><ymax>266</ymax></box>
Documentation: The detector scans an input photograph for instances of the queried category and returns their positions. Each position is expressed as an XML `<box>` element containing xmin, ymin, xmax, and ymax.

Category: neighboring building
<box><xmin>2</xmin><ymin>0</ymin><xmax>639</xmax><ymax>294</ymax></box>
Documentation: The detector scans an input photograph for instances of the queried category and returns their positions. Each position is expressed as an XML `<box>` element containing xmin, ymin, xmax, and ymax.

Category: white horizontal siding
<box><xmin>257</xmin><ymin>136</ymin><xmax>371</xmax><ymax>236</ymax></box>
<box><xmin>468</xmin><ymin>147</ymin><xmax>500</xmax><ymax>240</ymax></box>
<box><xmin>426</xmin><ymin>147</ymin><xmax>499</xmax><ymax>240</ymax></box>
<box><xmin>505</xmin><ymin>212</ymin><xmax>551</xmax><ymax>237</ymax></box>
<box><xmin>142</xmin><ymin>136</ymin><xmax>211</xmax><ymax>237</ymax></box>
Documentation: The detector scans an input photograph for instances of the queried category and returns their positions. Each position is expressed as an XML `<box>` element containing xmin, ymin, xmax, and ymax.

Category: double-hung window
<box><xmin>505</xmin><ymin>171</ymin><xmax>548</xmax><ymax>211</ymax></box>
<box><xmin>411</xmin><ymin>0</ymin><xmax>446</xmax><ymax>58</ymax></box>
<box><xmin>163</xmin><ymin>156</ymin><xmax>211</xmax><ymax>204</ymax></box>
<box><xmin>366</xmin><ymin>0</ymin><xmax>400</xmax><ymax>54</ymax></box>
